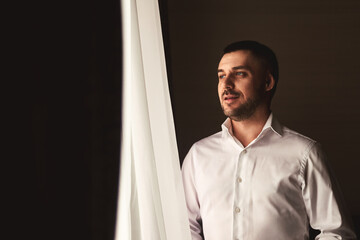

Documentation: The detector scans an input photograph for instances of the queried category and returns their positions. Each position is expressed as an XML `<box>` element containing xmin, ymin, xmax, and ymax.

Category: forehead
<box><xmin>218</xmin><ymin>50</ymin><xmax>262</xmax><ymax>70</ymax></box>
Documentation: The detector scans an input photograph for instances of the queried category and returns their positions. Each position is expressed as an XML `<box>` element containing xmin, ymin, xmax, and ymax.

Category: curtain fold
<box><xmin>115</xmin><ymin>0</ymin><xmax>192</xmax><ymax>239</ymax></box>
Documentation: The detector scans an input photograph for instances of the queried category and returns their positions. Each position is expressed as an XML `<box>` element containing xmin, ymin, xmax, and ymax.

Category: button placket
<box><xmin>233</xmin><ymin>150</ymin><xmax>246</xmax><ymax>240</ymax></box>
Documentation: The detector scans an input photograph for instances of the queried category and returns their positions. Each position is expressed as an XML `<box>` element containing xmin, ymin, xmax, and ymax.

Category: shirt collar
<box><xmin>221</xmin><ymin>112</ymin><xmax>283</xmax><ymax>139</ymax></box>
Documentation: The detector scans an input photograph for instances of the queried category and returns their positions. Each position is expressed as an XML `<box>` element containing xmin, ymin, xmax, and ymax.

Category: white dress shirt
<box><xmin>182</xmin><ymin>114</ymin><xmax>356</xmax><ymax>240</ymax></box>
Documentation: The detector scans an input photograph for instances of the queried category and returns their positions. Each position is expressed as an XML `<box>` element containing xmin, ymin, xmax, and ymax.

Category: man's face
<box><xmin>217</xmin><ymin>50</ymin><xmax>267</xmax><ymax>121</ymax></box>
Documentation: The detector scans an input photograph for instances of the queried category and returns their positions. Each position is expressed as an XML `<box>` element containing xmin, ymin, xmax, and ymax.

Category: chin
<box><xmin>223</xmin><ymin>109</ymin><xmax>238</xmax><ymax>118</ymax></box>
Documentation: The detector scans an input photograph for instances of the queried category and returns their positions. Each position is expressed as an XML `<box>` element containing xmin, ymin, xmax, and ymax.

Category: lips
<box><xmin>224</xmin><ymin>95</ymin><xmax>239</xmax><ymax>101</ymax></box>
<box><xmin>222</xmin><ymin>89</ymin><xmax>241</xmax><ymax>104</ymax></box>
<box><xmin>223</xmin><ymin>97</ymin><xmax>239</xmax><ymax>105</ymax></box>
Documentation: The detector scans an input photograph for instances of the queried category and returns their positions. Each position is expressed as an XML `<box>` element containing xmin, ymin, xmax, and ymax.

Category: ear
<box><xmin>265</xmin><ymin>73</ymin><xmax>275</xmax><ymax>92</ymax></box>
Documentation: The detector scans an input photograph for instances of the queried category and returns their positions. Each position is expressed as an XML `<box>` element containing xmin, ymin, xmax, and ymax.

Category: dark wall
<box><xmin>164</xmin><ymin>0</ymin><xmax>360</xmax><ymax>230</ymax></box>
<box><xmin>32</xmin><ymin>0</ymin><xmax>122</xmax><ymax>239</ymax></box>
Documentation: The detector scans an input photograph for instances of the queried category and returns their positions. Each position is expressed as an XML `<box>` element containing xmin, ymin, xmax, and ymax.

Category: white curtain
<box><xmin>115</xmin><ymin>0</ymin><xmax>192</xmax><ymax>239</ymax></box>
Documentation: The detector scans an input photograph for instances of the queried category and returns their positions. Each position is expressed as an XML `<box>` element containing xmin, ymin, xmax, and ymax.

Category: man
<box><xmin>181</xmin><ymin>40</ymin><xmax>357</xmax><ymax>240</ymax></box>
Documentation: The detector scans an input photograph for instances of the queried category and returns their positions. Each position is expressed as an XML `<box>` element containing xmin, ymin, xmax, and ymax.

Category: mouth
<box><xmin>223</xmin><ymin>95</ymin><xmax>240</xmax><ymax>105</ymax></box>
<box><xmin>221</xmin><ymin>89</ymin><xmax>241</xmax><ymax>104</ymax></box>
<box><xmin>224</xmin><ymin>95</ymin><xmax>239</xmax><ymax>100</ymax></box>
<box><xmin>222</xmin><ymin>90</ymin><xmax>241</xmax><ymax>102</ymax></box>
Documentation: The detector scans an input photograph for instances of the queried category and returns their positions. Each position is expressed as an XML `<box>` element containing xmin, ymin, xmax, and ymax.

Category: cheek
<box><xmin>217</xmin><ymin>83</ymin><xmax>222</xmax><ymax>95</ymax></box>
<box><xmin>235</xmin><ymin>83</ymin><xmax>253</xmax><ymax>98</ymax></box>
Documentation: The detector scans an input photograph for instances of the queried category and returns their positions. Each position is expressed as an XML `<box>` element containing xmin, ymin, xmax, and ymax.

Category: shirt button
<box><xmin>237</xmin><ymin>177</ymin><xmax>242</xmax><ymax>183</ymax></box>
<box><xmin>243</xmin><ymin>149</ymin><xmax>247</xmax><ymax>154</ymax></box>
<box><xmin>235</xmin><ymin>207</ymin><xmax>240</xmax><ymax>213</ymax></box>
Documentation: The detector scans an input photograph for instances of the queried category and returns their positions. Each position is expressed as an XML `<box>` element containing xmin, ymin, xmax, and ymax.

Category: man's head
<box><xmin>217</xmin><ymin>40</ymin><xmax>278</xmax><ymax>121</ymax></box>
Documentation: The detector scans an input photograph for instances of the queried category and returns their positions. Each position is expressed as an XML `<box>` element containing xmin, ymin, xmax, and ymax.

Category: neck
<box><xmin>230</xmin><ymin>106</ymin><xmax>270</xmax><ymax>147</ymax></box>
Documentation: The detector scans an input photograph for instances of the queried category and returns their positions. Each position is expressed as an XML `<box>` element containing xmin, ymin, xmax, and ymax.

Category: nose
<box><xmin>223</xmin><ymin>74</ymin><xmax>235</xmax><ymax>89</ymax></box>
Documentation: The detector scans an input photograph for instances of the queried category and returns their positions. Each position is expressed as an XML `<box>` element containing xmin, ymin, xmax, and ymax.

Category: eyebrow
<box><xmin>217</xmin><ymin>65</ymin><xmax>251</xmax><ymax>73</ymax></box>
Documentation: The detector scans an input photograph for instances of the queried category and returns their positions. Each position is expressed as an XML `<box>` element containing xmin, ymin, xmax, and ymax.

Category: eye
<box><xmin>218</xmin><ymin>75</ymin><xmax>226</xmax><ymax>79</ymax></box>
<box><xmin>236</xmin><ymin>72</ymin><xmax>246</xmax><ymax>77</ymax></box>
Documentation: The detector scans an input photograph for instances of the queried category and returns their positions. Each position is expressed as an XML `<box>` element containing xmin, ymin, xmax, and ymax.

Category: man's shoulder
<box><xmin>184</xmin><ymin>131</ymin><xmax>225</xmax><ymax>159</ymax></box>
<box><xmin>192</xmin><ymin>131</ymin><xmax>223</xmax><ymax>149</ymax></box>
<box><xmin>280</xmin><ymin>125</ymin><xmax>318</xmax><ymax>150</ymax></box>
<box><xmin>183</xmin><ymin>130</ymin><xmax>226</xmax><ymax>167</ymax></box>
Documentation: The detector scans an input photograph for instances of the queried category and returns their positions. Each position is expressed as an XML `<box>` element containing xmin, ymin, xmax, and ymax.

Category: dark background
<box><xmin>32</xmin><ymin>0</ymin><xmax>122</xmax><ymax>239</ymax></box>
<box><xmin>31</xmin><ymin>0</ymin><xmax>359</xmax><ymax>239</ymax></box>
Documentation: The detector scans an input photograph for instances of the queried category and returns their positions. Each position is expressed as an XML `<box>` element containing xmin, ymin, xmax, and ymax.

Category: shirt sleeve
<box><xmin>182</xmin><ymin>146</ymin><xmax>204</xmax><ymax>240</ymax></box>
<box><xmin>301</xmin><ymin>142</ymin><xmax>357</xmax><ymax>240</ymax></box>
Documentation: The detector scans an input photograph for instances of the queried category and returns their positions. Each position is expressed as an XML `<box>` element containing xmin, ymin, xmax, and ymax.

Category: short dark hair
<box><xmin>222</xmin><ymin>40</ymin><xmax>279</xmax><ymax>98</ymax></box>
